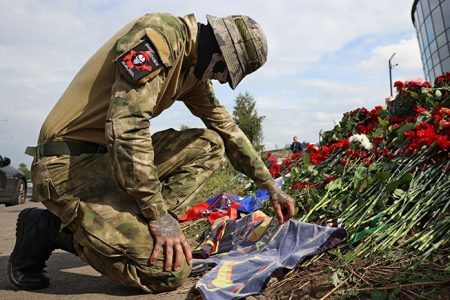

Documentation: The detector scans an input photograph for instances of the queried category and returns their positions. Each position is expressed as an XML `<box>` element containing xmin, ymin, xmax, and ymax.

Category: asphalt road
<box><xmin>0</xmin><ymin>201</ymin><xmax>197</xmax><ymax>299</ymax></box>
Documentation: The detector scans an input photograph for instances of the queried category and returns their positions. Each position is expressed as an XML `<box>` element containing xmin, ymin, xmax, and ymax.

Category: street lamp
<box><xmin>389</xmin><ymin>52</ymin><xmax>398</xmax><ymax>97</ymax></box>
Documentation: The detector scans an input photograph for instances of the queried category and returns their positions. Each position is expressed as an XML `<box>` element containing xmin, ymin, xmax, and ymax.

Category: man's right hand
<box><xmin>148</xmin><ymin>213</ymin><xmax>192</xmax><ymax>272</ymax></box>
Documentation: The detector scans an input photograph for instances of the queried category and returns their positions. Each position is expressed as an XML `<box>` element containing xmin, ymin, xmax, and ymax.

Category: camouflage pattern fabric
<box><xmin>30</xmin><ymin>12</ymin><xmax>276</xmax><ymax>293</ymax></box>
<box><xmin>207</xmin><ymin>15</ymin><xmax>267</xmax><ymax>89</ymax></box>
<box><xmin>31</xmin><ymin>128</ymin><xmax>224</xmax><ymax>292</ymax></box>
<box><xmin>37</xmin><ymin>12</ymin><xmax>275</xmax><ymax>222</ymax></box>
<box><xmin>106</xmin><ymin>14</ymin><xmax>275</xmax><ymax>221</ymax></box>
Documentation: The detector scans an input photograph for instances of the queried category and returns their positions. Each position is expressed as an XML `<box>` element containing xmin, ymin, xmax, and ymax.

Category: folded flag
<box><xmin>179</xmin><ymin>189</ymin><xmax>269</xmax><ymax>223</ymax></box>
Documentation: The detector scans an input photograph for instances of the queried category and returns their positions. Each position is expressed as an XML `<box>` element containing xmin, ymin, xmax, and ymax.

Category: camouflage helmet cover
<box><xmin>206</xmin><ymin>15</ymin><xmax>268</xmax><ymax>89</ymax></box>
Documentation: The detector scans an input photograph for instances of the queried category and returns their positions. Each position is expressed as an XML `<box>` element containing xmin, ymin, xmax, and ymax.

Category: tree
<box><xmin>232</xmin><ymin>92</ymin><xmax>265</xmax><ymax>151</ymax></box>
<box><xmin>18</xmin><ymin>163</ymin><xmax>30</xmax><ymax>179</ymax></box>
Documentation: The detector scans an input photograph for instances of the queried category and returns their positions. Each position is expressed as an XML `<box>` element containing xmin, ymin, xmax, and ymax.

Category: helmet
<box><xmin>206</xmin><ymin>15</ymin><xmax>268</xmax><ymax>89</ymax></box>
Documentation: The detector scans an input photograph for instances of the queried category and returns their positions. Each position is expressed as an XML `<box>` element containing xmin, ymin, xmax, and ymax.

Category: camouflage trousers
<box><xmin>31</xmin><ymin>128</ymin><xmax>225</xmax><ymax>292</ymax></box>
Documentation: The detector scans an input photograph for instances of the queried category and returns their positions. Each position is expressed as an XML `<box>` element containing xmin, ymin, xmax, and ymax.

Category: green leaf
<box><xmin>303</xmin><ymin>153</ymin><xmax>311</xmax><ymax>165</ymax></box>
<box><xmin>375</xmin><ymin>171</ymin><xmax>392</xmax><ymax>181</ymax></box>
<box><xmin>387</xmin><ymin>180</ymin><xmax>399</xmax><ymax>192</ymax></box>
<box><xmin>349</xmin><ymin>224</ymin><xmax>390</xmax><ymax>245</ymax></box>
<box><xmin>372</xmin><ymin>127</ymin><xmax>386</xmax><ymax>137</ymax></box>
<box><xmin>354</xmin><ymin>165</ymin><xmax>367</xmax><ymax>180</ymax></box>
<box><xmin>378</xmin><ymin>116</ymin><xmax>387</xmax><ymax>127</ymax></box>
<box><xmin>416</xmin><ymin>111</ymin><xmax>432</xmax><ymax>124</ymax></box>
<box><xmin>290</xmin><ymin>167</ymin><xmax>299</xmax><ymax>178</ymax></box>
<box><xmin>410</xmin><ymin>91</ymin><xmax>419</xmax><ymax>99</ymax></box>
<box><xmin>325</xmin><ymin>178</ymin><xmax>342</xmax><ymax>191</ymax></box>
<box><xmin>398</xmin><ymin>172</ymin><xmax>413</xmax><ymax>185</ymax></box>
<box><xmin>396</xmin><ymin>122</ymin><xmax>415</xmax><ymax>137</ymax></box>
<box><xmin>387</xmin><ymin>172</ymin><xmax>412</xmax><ymax>193</ymax></box>
<box><xmin>353</xmin><ymin>165</ymin><xmax>368</xmax><ymax>191</ymax></box>
<box><xmin>307</xmin><ymin>165</ymin><xmax>319</xmax><ymax>176</ymax></box>
<box><xmin>368</xmin><ymin>162</ymin><xmax>381</xmax><ymax>172</ymax></box>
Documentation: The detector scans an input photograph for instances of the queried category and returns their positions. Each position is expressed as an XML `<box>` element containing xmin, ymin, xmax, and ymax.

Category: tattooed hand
<box><xmin>148</xmin><ymin>213</ymin><xmax>192</xmax><ymax>272</ymax></box>
<box><xmin>268</xmin><ymin>187</ymin><xmax>295</xmax><ymax>224</ymax></box>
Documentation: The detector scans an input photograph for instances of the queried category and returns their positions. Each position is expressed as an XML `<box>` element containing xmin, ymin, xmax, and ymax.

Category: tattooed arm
<box><xmin>148</xmin><ymin>213</ymin><xmax>192</xmax><ymax>271</ymax></box>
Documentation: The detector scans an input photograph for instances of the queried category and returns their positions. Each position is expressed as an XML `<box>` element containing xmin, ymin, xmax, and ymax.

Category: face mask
<box><xmin>201</xmin><ymin>53</ymin><xmax>229</xmax><ymax>83</ymax></box>
<box><xmin>194</xmin><ymin>23</ymin><xmax>230</xmax><ymax>84</ymax></box>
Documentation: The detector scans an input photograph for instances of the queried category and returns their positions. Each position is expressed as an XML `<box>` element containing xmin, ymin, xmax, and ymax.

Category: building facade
<box><xmin>412</xmin><ymin>0</ymin><xmax>450</xmax><ymax>83</ymax></box>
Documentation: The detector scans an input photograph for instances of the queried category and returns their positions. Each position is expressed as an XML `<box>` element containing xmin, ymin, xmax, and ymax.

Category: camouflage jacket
<box><xmin>39</xmin><ymin>13</ymin><xmax>276</xmax><ymax>220</ymax></box>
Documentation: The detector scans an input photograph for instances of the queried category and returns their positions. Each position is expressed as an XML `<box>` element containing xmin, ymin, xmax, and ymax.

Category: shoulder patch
<box><xmin>115</xmin><ymin>38</ymin><xmax>163</xmax><ymax>84</ymax></box>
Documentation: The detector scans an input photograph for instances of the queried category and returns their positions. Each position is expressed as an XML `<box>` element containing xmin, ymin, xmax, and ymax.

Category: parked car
<box><xmin>0</xmin><ymin>155</ymin><xmax>27</xmax><ymax>206</ymax></box>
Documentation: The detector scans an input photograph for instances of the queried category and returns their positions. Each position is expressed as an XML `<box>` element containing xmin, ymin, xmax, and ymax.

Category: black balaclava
<box><xmin>194</xmin><ymin>23</ymin><xmax>229</xmax><ymax>83</ymax></box>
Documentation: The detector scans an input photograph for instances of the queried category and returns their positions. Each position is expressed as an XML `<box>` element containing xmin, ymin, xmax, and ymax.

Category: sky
<box><xmin>0</xmin><ymin>0</ymin><xmax>424</xmax><ymax>167</ymax></box>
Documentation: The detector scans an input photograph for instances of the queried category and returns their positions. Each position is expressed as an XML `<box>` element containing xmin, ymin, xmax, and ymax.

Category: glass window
<box><xmin>427</xmin><ymin>58</ymin><xmax>434</xmax><ymax>71</ymax></box>
<box><xmin>432</xmin><ymin>6</ymin><xmax>444</xmax><ymax>36</ymax></box>
<box><xmin>439</xmin><ymin>45</ymin><xmax>449</xmax><ymax>60</ymax></box>
<box><xmin>425</xmin><ymin>16</ymin><xmax>435</xmax><ymax>43</ymax></box>
<box><xmin>441</xmin><ymin>57</ymin><xmax>450</xmax><ymax>73</ymax></box>
<box><xmin>417</xmin><ymin>1</ymin><xmax>424</xmax><ymax>25</ymax></box>
<box><xmin>436</xmin><ymin>32</ymin><xmax>447</xmax><ymax>48</ymax></box>
<box><xmin>430</xmin><ymin>39</ymin><xmax>438</xmax><ymax>54</ymax></box>
<box><xmin>421</xmin><ymin>24</ymin><xmax>429</xmax><ymax>48</ymax></box>
<box><xmin>432</xmin><ymin>51</ymin><xmax>440</xmax><ymax>66</ymax></box>
<box><xmin>434</xmin><ymin>63</ymin><xmax>443</xmax><ymax>77</ymax></box>
<box><xmin>421</xmin><ymin>0</ymin><xmax>431</xmax><ymax>17</ymax></box>
<box><xmin>443</xmin><ymin>0</ymin><xmax>450</xmax><ymax>28</ymax></box>
<box><xmin>429</xmin><ymin>68</ymin><xmax>435</xmax><ymax>83</ymax></box>
<box><xmin>424</xmin><ymin>43</ymin><xmax>431</xmax><ymax>60</ymax></box>
<box><xmin>418</xmin><ymin>32</ymin><xmax>424</xmax><ymax>53</ymax></box>
<box><xmin>429</xmin><ymin>0</ymin><xmax>440</xmax><ymax>10</ymax></box>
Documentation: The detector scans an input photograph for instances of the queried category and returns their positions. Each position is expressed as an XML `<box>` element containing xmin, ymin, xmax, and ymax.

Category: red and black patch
<box><xmin>115</xmin><ymin>38</ymin><xmax>162</xmax><ymax>83</ymax></box>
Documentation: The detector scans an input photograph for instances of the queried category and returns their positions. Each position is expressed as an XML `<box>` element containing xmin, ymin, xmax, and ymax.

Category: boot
<box><xmin>189</xmin><ymin>259</ymin><xmax>210</xmax><ymax>277</ymax></box>
<box><xmin>7</xmin><ymin>208</ymin><xmax>76</xmax><ymax>290</ymax></box>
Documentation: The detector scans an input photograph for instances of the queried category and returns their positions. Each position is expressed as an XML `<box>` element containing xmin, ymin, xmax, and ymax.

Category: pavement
<box><xmin>0</xmin><ymin>201</ymin><xmax>197</xmax><ymax>300</ymax></box>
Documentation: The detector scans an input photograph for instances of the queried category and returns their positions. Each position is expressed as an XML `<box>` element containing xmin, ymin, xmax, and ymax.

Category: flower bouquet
<box><xmin>264</xmin><ymin>73</ymin><xmax>450</xmax><ymax>261</ymax></box>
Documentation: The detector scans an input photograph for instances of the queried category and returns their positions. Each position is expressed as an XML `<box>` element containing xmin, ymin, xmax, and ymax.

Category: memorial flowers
<box><xmin>263</xmin><ymin>73</ymin><xmax>450</xmax><ymax>260</ymax></box>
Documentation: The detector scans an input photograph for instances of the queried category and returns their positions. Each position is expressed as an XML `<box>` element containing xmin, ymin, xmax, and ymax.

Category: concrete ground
<box><xmin>0</xmin><ymin>201</ymin><xmax>198</xmax><ymax>300</ymax></box>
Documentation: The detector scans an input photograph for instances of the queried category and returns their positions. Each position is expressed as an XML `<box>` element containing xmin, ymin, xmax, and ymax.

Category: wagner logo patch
<box><xmin>116</xmin><ymin>39</ymin><xmax>162</xmax><ymax>83</ymax></box>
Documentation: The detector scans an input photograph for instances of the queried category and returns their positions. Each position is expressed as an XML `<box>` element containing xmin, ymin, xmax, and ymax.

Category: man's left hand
<box><xmin>268</xmin><ymin>188</ymin><xmax>295</xmax><ymax>224</ymax></box>
<box><xmin>148</xmin><ymin>213</ymin><xmax>192</xmax><ymax>272</ymax></box>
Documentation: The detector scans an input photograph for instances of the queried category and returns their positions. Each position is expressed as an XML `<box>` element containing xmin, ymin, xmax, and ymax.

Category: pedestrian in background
<box><xmin>290</xmin><ymin>136</ymin><xmax>303</xmax><ymax>153</ymax></box>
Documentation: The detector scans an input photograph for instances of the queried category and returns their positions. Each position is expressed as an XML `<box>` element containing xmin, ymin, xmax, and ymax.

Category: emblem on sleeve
<box><xmin>116</xmin><ymin>38</ymin><xmax>162</xmax><ymax>83</ymax></box>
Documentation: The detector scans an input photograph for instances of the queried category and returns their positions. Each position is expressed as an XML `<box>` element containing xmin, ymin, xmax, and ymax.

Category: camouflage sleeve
<box><xmin>105</xmin><ymin>14</ymin><xmax>187</xmax><ymax>220</ymax></box>
<box><xmin>183</xmin><ymin>81</ymin><xmax>277</xmax><ymax>190</ymax></box>
<box><xmin>106</xmin><ymin>71</ymin><xmax>167</xmax><ymax>221</ymax></box>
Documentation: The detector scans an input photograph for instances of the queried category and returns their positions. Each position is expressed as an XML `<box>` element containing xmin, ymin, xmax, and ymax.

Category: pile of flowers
<box><xmin>263</xmin><ymin>73</ymin><xmax>450</xmax><ymax>261</ymax></box>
